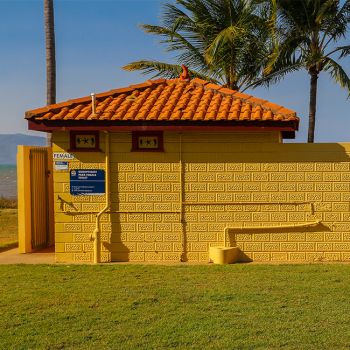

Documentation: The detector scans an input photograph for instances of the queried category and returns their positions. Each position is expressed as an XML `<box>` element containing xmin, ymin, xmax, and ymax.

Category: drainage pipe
<box><xmin>223</xmin><ymin>220</ymin><xmax>321</xmax><ymax>247</ymax></box>
<box><xmin>92</xmin><ymin>131</ymin><xmax>110</xmax><ymax>264</ymax></box>
<box><xmin>179</xmin><ymin>133</ymin><xmax>185</xmax><ymax>261</ymax></box>
<box><xmin>63</xmin><ymin>202</ymin><xmax>314</xmax><ymax>216</ymax></box>
<box><xmin>179</xmin><ymin>133</ymin><xmax>183</xmax><ymax>217</ymax></box>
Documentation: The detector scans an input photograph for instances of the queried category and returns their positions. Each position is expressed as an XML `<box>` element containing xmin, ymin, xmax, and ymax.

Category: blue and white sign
<box><xmin>55</xmin><ymin>161</ymin><xmax>69</xmax><ymax>171</ymax></box>
<box><xmin>70</xmin><ymin>170</ymin><xmax>105</xmax><ymax>196</ymax></box>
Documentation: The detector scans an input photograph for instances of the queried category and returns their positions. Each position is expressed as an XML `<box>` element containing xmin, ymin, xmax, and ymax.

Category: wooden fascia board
<box><xmin>28</xmin><ymin>120</ymin><xmax>297</xmax><ymax>138</ymax></box>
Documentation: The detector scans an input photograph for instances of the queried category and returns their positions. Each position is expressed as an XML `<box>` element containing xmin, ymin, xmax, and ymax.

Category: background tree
<box><xmin>44</xmin><ymin>0</ymin><xmax>56</xmax><ymax>146</ymax></box>
<box><xmin>264</xmin><ymin>0</ymin><xmax>350</xmax><ymax>143</ymax></box>
<box><xmin>124</xmin><ymin>0</ymin><xmax>272</xmax><ymax>91</ymax></box>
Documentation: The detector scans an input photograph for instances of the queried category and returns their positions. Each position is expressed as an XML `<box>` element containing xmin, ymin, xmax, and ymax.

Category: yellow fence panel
<box><xmin>17</xmin><ymin>146</ymin><xmax>54</xmax><ymax>253</ymax></box>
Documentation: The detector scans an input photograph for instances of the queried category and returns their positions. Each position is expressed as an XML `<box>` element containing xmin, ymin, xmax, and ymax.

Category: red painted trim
<box><xmin>28</xmin><ymin>120</ymin><xmax>295</xmax><ymax>133</ymax></box>
<box><xmin>131</xmin><ymin>131</ymin><xmax>164</xmax><ymax>152</ymax></box>
<box><xmin>28</xmin><ymin>121</ymin><xmax>53</xmax><ymax>132</ymax></box>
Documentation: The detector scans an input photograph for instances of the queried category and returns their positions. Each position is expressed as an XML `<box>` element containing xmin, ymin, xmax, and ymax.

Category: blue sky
<box><xmin>0</xmin><ymin>0</ymin><xmax>349</xmax><ymax>142</ymax></box>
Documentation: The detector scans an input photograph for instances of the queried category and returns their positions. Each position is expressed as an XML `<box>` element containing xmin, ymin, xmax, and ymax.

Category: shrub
<box><xmin>0</xmin><ymin>196</ymin><xmax>17</xmax><ymax>209</ymax></box>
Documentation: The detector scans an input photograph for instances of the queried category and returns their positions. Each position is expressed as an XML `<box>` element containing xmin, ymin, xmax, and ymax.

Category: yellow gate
<box><xmin>17</xmin><ymin>146</ymin><xmax>54</xmax><ymax>253</ymax></box>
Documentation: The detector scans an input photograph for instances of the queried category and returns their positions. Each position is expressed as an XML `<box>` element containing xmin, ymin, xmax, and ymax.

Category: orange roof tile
<box><xmin>25</xmin><ymin>78</ymin><xmax>299</xmax><ymax>128</ymax></box>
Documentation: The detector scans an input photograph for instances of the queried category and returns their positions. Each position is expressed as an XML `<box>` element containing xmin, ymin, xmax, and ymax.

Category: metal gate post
<box><xmin>47</xmin><ymin>147</ymin><xmax>55</xmax><ymax>246</ymax></box>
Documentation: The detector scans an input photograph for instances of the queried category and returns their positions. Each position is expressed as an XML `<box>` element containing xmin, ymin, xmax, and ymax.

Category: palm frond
<box><xmin>317</xmin><ymin>0</ymin><xmax>338</xmax><ymax>25</ymax></box>
<box><xmin>323</xmin><ymin>57</ymin><xmax>350</xmax><ymax>96</ymax></box>
<box><xmin>339</xmin><ymin>45</ymin><xmax>350</xmax><ymax>59</ymax></box>
<box><xmin>140</xmin><ymin>24</ymin><xmax>208</xmax><ymax>72</ymax></box>
<box><xmin>141</xmin><ymin>24</ymin><xmax>203</xmax><ymax>53</ymax></box>
<box><xmin>205</xmin><ymin>25</ymin><xmax>247</xmax><ymax>64</ymax></box>
<box><xmin>264</xmin><ymin>29</ymin><xmax>307</xmax><ymax>76</ymax></box>
<box><xmin>253</xmin><ymin>54</ymin><xmax>303</xmax><ymax>89</ymax></box>
<box><xmin>122</xmin><ymin>60</ymin><xmax>218</xmax><ymax>82</ymax></box>
<box><xmin>244</xmin><ymin>63</ymin><xmax>301</xmax><ymax>90</ymax></box>
<box><xmin>321</xmin><ymin>0</ymin><xmax>350</xmax><ymax>46</ymax></box>
<box><xmin>326</xmin><ymin>45</ymin><xmax>350</xmax><ymax>59</ymax></box>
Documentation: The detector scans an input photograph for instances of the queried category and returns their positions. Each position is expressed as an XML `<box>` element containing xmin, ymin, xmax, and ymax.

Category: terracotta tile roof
<box><xmin>25</xmin><ymin>78</ymin><xmax>299</xmax><ymax>128</ymax></box>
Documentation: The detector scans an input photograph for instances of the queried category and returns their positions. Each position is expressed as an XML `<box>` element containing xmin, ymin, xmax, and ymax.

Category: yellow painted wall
<box><xmin>52</xmin><ymin>131</ymin><xmax>350</xmax><ymax>263</ymax></box>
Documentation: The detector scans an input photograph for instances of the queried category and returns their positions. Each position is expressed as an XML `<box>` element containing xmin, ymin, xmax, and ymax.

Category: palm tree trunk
<box><xmin>44</xmin><ymin>0</ymin><xmax>56</xmax><ymax>146</ymax></box>
<box><xmin>307</xmin><ymin>71</ymin><xmax>318</xmax><ymax>143</ymax></box>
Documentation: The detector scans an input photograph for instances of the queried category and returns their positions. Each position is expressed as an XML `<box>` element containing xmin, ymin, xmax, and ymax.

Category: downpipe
<box><xmin>223</xmin><ymin>220</ymin><xmax>321</xmax><ymax>247</ymax></box>
<box><xmin>93</xmin><ymin>131</ymin><xmax>110</xmax><ymax>264</ymax></box>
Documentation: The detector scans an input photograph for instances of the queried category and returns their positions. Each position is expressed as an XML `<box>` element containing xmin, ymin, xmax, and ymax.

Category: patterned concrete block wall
<box><xmin>52</xmin><ymin>131</ymin><xmax>350</xmax><ymax>263</ymax></box>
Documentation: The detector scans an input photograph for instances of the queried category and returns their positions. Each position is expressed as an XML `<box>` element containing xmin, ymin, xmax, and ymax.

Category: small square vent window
<box><xmin>69</xmin><ymin>131</ymin><xmax>100</xmax><ymax>152</ymax></box>
<box><xmin>132</xmin><ymin>131</ymin><xmax>164</xmax><ymax>152</ymax></box>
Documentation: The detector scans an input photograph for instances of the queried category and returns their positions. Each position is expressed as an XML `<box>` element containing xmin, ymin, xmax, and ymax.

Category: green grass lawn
<box><xmin>0</xmin><ymin>209</ymin><xmax>18</xmax><ymax>250</ymax></box>
<box><xmin>1</xmin><ymin>264</ymin><xmax>350</xmax><ymax>349</ymax></box>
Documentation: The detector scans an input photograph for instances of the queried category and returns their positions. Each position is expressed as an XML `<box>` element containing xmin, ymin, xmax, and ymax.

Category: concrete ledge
<box><xmin>209</xmin><ymin>246</ymin><xmax>240</xmax><ymax>264</ymax></box>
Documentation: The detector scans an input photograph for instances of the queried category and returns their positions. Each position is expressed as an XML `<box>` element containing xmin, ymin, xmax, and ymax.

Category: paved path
<box><xmin>0</xmin><ymin>247</ymin><xmax>55</xmax><ymax>264</ymax></box>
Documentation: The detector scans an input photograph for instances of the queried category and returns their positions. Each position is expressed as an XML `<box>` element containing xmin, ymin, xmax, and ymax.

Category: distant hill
<box><xmin>0</xmin><ymin>134</ymin><xmax>46</xmax><ymax>164</ymax></box>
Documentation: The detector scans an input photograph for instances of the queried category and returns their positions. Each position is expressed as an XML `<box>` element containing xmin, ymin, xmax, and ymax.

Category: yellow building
<box><xmin>24</xmin><ymin>75</ymin><xmax>350</xmax><ymax>263</ymax></box>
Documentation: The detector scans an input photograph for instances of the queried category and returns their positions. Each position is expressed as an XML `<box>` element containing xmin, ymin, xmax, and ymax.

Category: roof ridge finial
<box><xmin>179</xmin><ymin>65</ymin><xmax>190</xmax><ymax>81</ymax></box>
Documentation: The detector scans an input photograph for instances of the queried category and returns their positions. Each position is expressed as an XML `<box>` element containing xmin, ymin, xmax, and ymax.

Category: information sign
<box><xmin>55</xmin><ymin>161</ymin><xmax>69</xmax><ymax>171</ymax></box>
<box><xmin>70</xmin><ymin>170</ymin><xmax>105</xmax><ymax>195</ymax></box>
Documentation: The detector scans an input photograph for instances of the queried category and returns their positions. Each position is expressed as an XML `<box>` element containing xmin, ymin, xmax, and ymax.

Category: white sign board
<box><xmin>54</xmin><ymin>161</ymin><xmax>69</xmax><ymax>171</ymax></box>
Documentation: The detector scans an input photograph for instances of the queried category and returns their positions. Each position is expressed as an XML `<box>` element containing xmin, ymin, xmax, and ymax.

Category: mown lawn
<box><xmin>1</xmin><ymin>264</ymin><xmax>350</xmax><ymax>349</ymax></box>
<box><xmin>0</xmin><ymin>209</ymin><xmax>18</xmax><ymax>250</ymax></box>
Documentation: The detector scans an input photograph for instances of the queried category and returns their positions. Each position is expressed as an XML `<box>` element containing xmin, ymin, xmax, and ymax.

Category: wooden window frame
<box><xmin>68</xmin><ymin>131</ymin><xmax>101</xmax><ymax>152</ymax></box>
<box><xmin>131</xmin><ymin>131</ymin><xmax>164</xmax><ymax>152</ymax></box>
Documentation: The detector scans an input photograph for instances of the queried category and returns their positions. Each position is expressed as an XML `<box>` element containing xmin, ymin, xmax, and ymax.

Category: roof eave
<box><xmin>28</xmin><ymin>119</ymin><xmax>298</xmax><ymax>139</ymax></box>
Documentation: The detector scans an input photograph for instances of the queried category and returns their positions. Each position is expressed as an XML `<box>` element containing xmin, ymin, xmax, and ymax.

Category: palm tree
<box><xmin>265</xmin><ymin>0</ymin><xmax>350</xmax><ymax>143</ymax></box>
<box><xmin>44</xmin><ymin>0</ymin><xmax>56</xmax><ymax>145</ymax></box>
<box><xmin>123</xmin><ymin>0</ymin><xmax>272</xmax><ymax>91</ymax></box>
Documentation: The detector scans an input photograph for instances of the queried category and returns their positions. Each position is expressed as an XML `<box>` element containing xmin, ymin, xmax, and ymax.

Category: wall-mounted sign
<box><xmin>138</xmin><ymin>136</ymin><xmax>159</xmax><ymax>149</ymax></box>
<box><xmin>54</xmin><ymin>161</ymin><xmax>69</xmax><ymax>171</ymax></box>
<box><xmin>132</xmin><ymin>131</ymin><xmax>163</xmax><ymax>152</ymax></box>
<box><xmin>70</xmin><ymin>170</ymin><xmax>105</xmax><ymax>196</ymax></box>
<box><xmin>69</xmin><ymin>131</ymin><xmax>100</xmax><ymax>152</ymax></box>
<box><xmin>53</xmin><ymin>152</ymin><xmax>75</xmax><ymax>160</ymax></box>
<box><xmin>75</xmin><ymin>134</ymin><xmax>96</xmax><ymax>148</ymax></box>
